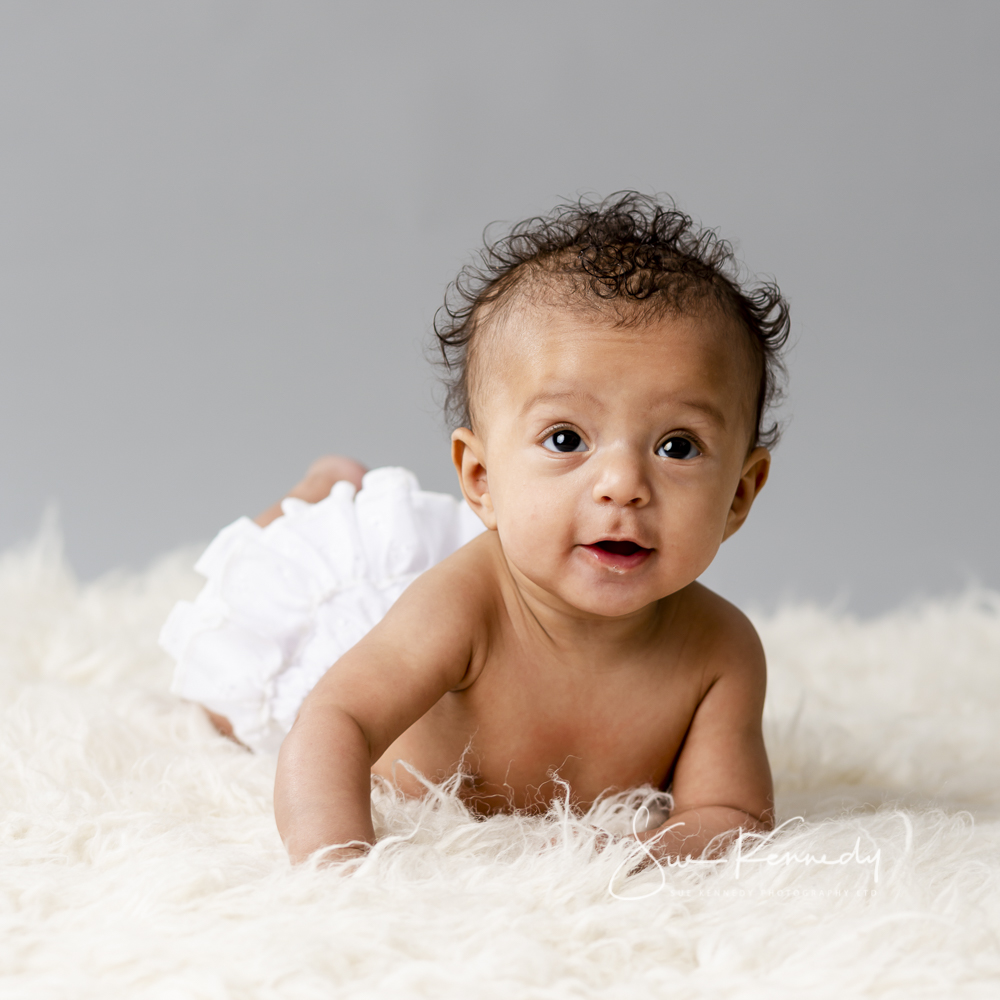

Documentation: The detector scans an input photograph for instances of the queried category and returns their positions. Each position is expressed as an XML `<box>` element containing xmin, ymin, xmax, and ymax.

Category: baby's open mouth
<box><xmin>582</xmin><ymin>539</ymin><xmax>652</xmax><ymax>570</ymax></box>
<box><xmin>595</xmin><ymin>540</ymin><xmax>646</xmax><ymax>556</ymax></box>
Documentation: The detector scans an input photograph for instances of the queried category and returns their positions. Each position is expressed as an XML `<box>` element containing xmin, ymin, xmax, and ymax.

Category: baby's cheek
<box><xmin>663</xmin><ymin>494</ymin><xmax>729</xmax><ymax>574</ymax></box>
<box><xmin>494</xmin><ymin>491</ymin><xmax>567</xmax><ymax>568</ymax></box>
<box><xmin>685</xmin><ymin>527</ymin><xmax>726</xmax><ymax>580</ymax></box>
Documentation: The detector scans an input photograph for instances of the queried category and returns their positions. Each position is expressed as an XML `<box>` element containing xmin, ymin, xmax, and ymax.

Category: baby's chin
<box><xmin>565</xmin><ymin>576</ymin><xmax>680</xmax><ymax>618</ymax></box>
<box><xmin>514</xmin><ymin>550</ymin><xmax>685</xmax><ymax>619</ymax></box>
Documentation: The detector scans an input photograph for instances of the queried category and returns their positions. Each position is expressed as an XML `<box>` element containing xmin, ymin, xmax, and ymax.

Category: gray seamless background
<box><xmin>1</xmin><ymin>1</ymin><xmax>997</xmax><ymax>615</ymax></box>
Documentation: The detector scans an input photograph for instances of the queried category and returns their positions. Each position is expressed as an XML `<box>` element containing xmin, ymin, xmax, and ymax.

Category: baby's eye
<box><xmin>542</xmin><ymin>429</ymin><xmax>587</xmax><ymax>453</ymax></box>
<box><xmin>656</xmin><ymin>436</ymin><xmax>701</xmax><ymax>460</ymax></box>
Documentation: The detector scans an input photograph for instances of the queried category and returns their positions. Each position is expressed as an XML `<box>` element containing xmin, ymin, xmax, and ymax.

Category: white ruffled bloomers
<box><xmin>159</xmin><ymin>467</ymin><xmax>485</xmax><ymax>754</ymax></box>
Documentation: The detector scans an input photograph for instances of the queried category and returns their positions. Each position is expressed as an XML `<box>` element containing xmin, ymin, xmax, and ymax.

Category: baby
<box><xmin>163</xmin><ymin>193</ymin><xmax>789</xmax><ymax>865</ymax></box>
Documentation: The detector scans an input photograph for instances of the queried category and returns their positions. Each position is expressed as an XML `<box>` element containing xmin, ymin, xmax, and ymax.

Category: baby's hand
<box><xmin>315</xmin><ymin>842</ymin><xmax>371</xmax><ymax>870</ymax></box>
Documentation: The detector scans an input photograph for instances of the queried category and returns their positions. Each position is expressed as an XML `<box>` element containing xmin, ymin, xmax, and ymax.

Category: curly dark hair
<box><xmin>433</xmin><ymin>192</ymin><xmax>790</xmax><ymax>449</ymax></box>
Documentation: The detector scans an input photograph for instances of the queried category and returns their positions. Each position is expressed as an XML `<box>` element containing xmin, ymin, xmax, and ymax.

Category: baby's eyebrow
<box><xmin>519</xmin><ymin>389</ymin><xmax>605</xmax><ymax>416</ymax></box>
<box><xmin>521</xmin><ymin>390</ymin><xmax>728</xmax><ymax>430</ymax></box>
<box><xmin>673</xmin><ymin>398</ymin><xmax>728</xmax><ymax>429</ymax></box>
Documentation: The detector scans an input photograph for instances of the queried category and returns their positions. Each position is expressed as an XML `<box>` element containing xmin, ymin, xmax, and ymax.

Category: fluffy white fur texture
<box><xmin>2</xmin><ymin>523</ymin><xmax>999</xmax><ymax>998</ymax></box>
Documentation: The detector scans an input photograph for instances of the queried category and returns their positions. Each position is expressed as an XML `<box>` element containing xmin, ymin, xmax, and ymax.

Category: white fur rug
<box><xmin>3</xmin><ymin>524</ymin><xmax>999</xmax><ymax>998</ymax></box>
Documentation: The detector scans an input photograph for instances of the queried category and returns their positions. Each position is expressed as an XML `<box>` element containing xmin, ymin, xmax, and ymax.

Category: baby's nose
<box><xmin>592</xmin><ymin>453</ymin><xmax>651</xmax><ymax>507</ymax></box>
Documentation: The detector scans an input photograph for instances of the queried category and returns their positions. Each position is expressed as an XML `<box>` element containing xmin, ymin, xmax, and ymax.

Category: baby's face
<box><xmin>453</xmin><ymin>302</ymin><xmax>770</xmax><ymax>619</ymax></box>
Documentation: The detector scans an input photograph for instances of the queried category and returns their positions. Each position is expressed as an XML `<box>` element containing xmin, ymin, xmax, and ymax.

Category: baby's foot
<box><xmin>204</xmin><ymin>708</ymin><xmax>249</xmax><ymax>748</ymax></box>
<box><xmin>296</xmin><ymin>455</ymin><xmax>367</xmax><ymax>500</ymax></box>
<box><xmin>255</xmin><ymin>455</ymin><xmax>368</xmax><ymax>527</ymax></box>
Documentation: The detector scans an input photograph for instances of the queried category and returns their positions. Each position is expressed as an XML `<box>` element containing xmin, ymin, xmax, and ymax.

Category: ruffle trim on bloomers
<box><xmin>159</xmin><ymin>467</ymin><xmax>485</xmax><ymax>754</ymax></box>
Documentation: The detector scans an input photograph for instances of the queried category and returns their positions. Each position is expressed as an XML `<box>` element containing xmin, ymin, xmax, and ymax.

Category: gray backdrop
<box><xmin>1</xmin><ymin>1</ymin><xmax>997</xmax><ymax>614</ymax></box>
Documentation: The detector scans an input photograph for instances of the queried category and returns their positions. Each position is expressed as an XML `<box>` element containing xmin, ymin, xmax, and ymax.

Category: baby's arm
<box><xmin>640</xmin><ymin>606</ymin><xmax>773</xmax><ymax>860</ymax></box>
<box><xmin>273</xmin><ymin>557</ymin><xmax>483</xmax><ymax>863</ymax></box>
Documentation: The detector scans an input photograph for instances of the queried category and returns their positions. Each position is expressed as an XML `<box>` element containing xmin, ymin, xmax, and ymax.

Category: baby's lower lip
<box><xmin>582</xmin><ymin>541</ymin><xmax>652</xmax><ymax>570</ymax></box>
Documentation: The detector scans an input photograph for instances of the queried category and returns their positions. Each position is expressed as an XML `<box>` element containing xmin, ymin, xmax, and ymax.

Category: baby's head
<box><xmin>435</xmin><ymin>193</ymin><xmax>790</xmax><ymax>617</ymax></box>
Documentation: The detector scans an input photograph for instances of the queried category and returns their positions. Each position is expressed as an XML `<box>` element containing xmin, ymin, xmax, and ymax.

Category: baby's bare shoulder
<box><xmin>407</xmin><ymin>531</ymin><xmax>500</xmax><ymax>608</ymax></box>
<box><xmin>379</xmin><ymin>531</ymin><xmax>501</xmax><ymax>690</ymax></box>
<box><xmin>387</xmin><ymin>532</ymin><xmax>501</xmax><ymax>642</ymax></box>
<box><xmin>315</xmin><ymin>532</ymin><xmax>502</xmax><ymax>711</ymax></box>
<box><xmin>673</xmin><ymin>581</ymin><xmax>766</xmax><ymax>687</ymax></box>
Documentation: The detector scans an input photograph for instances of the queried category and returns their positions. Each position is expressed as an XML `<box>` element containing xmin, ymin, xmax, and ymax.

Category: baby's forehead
<box><xmin>483</xmin><ymin>293</ymin><xmax>750</xmax><ymax>381</ymax></box>
<box><xmin>469</xmin><ymin>293</ymin><xmax>758</xmax><ymax>435</ymax></box>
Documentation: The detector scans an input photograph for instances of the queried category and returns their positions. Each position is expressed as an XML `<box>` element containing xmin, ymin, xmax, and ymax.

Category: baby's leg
<box><xmin>208</xmin><ymin>455</ymin><xmax>368</xmax><ymax>743</ymax></box>
<box><xmin>254</xmin><ymin>455</ymin><xmax>367</xmax><ymax>528</ymax></box>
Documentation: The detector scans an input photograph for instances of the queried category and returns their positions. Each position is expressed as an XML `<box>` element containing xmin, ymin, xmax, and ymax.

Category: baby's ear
<box><xmin>451</xmin><ymin>428</ymin><xmax>497</xmax><ymax>530</ymax></box>
<box><xmin>723</xmin><ymin>447</ymin><xmax>770</xmax><ymax>541</ymax></box>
